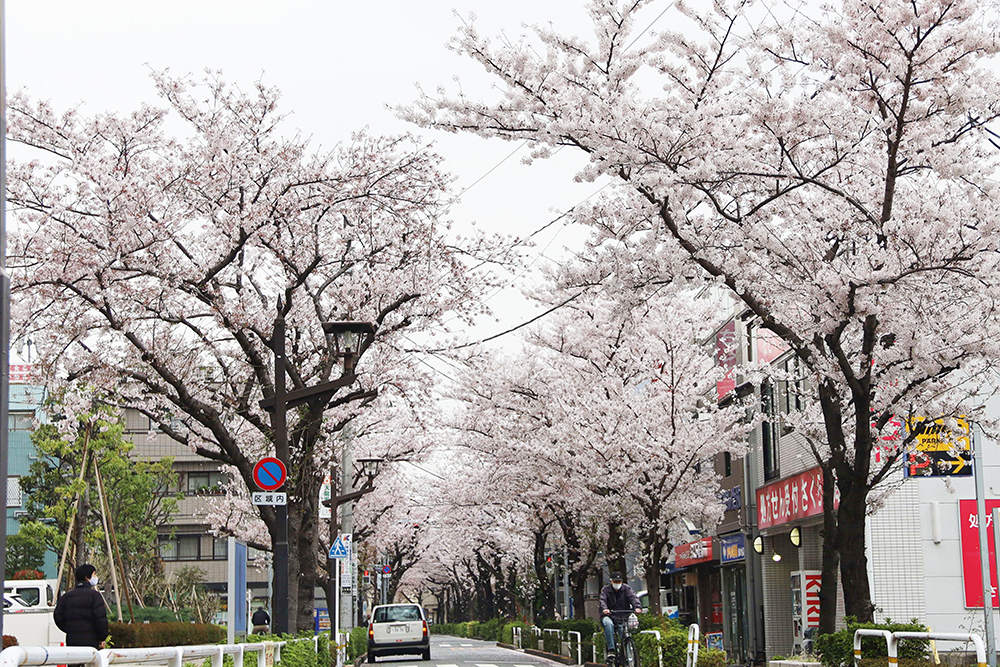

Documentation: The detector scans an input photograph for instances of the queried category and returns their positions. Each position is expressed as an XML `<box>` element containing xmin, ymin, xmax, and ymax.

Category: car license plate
<box><xmin>389</xmin><ymin>624</ymin><xmax>408</xmax><ymax>634</ymax></box>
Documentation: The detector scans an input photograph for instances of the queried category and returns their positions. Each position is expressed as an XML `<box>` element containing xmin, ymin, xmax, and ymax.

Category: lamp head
<box><xmin>323</xmin><ymin>321</ymin><xmax>376</xmax><ymax>353</ymax></box>
<box><xmin>789</xmin><ymin>526</ymin><xmax>802</xmax><ymax>547</ymax></box>
<box><xmin>752</xmin><ymin>535</ymin><xmax>763</xmax><ymax>554</ymax></box>
<box><xmin>358</xmin><ymin>457</ymin><xmax>384</xmax><ymax>478</ymax></box>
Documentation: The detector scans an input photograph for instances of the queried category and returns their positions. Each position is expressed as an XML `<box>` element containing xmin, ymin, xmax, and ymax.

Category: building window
<box><xmin>6</xmin><ymin>478</ymin><xmax>22</xmax><ymax>508</ymax></box>
<box><xmin>781</xmin><ymin>356</ymin><xmax>805</xmax><ymax>414</ymax></box>
<box><xmin>186</xmin><ymin>471</ymin><xmax>226</xmax><ymax>494</ymax></box>
<box><xmin>213</xmin><ymin>537</ymin><xmax>228</xmax><ymax>560</ymax></box>
<box><xmin>724</xmin><ymin>452</ymin><xmax>732</xmax><ymax>478</ymax></box>
<box><xmin>761</xmin><ymin>382</ymin><xmax>779</xmax><ymax>481</ymax></box>
<box><xmin>159</xmin><ymin>535</ymin><xmax>201</xmax><ymax>561</ymax></box>
<box><xmin>9</xmin><ymin>413</ymin><xmax>33</xmax><ymax>431</ymax></box>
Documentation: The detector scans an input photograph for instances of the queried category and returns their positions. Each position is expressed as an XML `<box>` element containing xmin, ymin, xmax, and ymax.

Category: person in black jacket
<box><xmin>54</xmin><ymin>564</ymin><xmax>109</xmax><ymax>650</ymax></box>
<box><xmin>599</xmin><ymin>572</ymin><xmax>642</xmax><ymax>660</ymax></box>
<box><xmin>251</xmin><ymin>606</ymin><xmax>271</xmax><ymax>634</ymax></box>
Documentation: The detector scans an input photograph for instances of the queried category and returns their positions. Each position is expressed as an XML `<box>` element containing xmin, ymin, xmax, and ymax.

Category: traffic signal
<box><xmin>363</xmin><ymin>569</ymin><xmax>371</xmax><ymax>584</ymax></box>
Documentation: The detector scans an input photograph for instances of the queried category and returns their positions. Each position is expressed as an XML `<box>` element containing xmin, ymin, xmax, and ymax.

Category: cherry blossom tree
<box><xmin>6</xmin><ymin>71</ymin><xmax>513</xmax><ymax>631</ymax></box>
<box><xmin>447</xmin><ymin>278</ymin><xmax>746</xmax><ymax>616</ymax></box>
<box><xmin>405</xmin><ymin>0</ymin><xmax>1000</xmax><ymax>628</ymax></box>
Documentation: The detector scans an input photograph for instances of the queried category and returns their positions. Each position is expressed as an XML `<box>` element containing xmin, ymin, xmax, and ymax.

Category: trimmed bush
<box><xmin>815</xmin><ymin>618</ymin><xmax>929</xmax><ymax>667</ymax></box>
<box><xmin>698</xmin><ymin>647</ymin><xmax>727</xmax><ymax>667</ymax></box>
<box><xmin>108</xmin><ymin>621</ymin><xmax>225</xmax><ymax>648</ymax></box>
<box><xmin>347</xmin><ymin>626</ymin><xmax>367</xmax><ymax>661</ymax></box>
<box><xmin>501</xmin><ymin>621</ymin><xmax>528</xmax><ymax>646</ymax></box>
<box><xmin>274</xmin><ymin>634</ymin><xmax>319</xmax><ymax>667</ymax></box>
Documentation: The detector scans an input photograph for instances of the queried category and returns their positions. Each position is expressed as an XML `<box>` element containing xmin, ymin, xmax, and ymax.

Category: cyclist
<box><xmin>600</xmin><ymin>572</ymin><xmax>642</xmax><ymax>660</ymax></box>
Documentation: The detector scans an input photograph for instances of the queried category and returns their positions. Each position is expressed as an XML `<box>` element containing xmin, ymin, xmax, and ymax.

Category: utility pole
<box><xmin>973</xmin><ymin>423</ymin><xmax>997</xmax><ymax>667</ymax></box>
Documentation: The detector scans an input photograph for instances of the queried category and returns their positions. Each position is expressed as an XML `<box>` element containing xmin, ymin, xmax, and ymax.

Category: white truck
<box><xmin>3</xmin><ymin>606</ymin><xmax>66</xmax><ymax>646</ymax></box>
<box><xmin>3</xmin><ymin>580</ymin><xmax>66</xmax><ymax>646</ymax></box>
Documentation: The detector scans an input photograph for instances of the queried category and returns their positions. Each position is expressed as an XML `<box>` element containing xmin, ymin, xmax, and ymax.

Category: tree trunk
<box><xmin>837</xmin><ymin>484</ymin><xmax>874</xmax><ymax>621</ymax></box>
<box><xmin>606</xmin><ymin>520</ymin><xmax>627</xmax><ymax>577</ymax></box>
<box><xmin>818</xmin><ymin>463</ymin><xmax>839</xmax><ymax>635</ymax></box>
<box><xmin>73</xmin><ymin>487</ymin><xmax>90</xmax><ymax>567</ymax></box>
<box><xmin>642</xmin><ymin>541</ymin><xmax>663</xmax><ymax>616</ymax></box>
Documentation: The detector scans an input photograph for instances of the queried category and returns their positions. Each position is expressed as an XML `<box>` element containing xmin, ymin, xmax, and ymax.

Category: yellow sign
<box><xmin>910</xmin><ymin>417</ymin><xmax>970</xmax><ymax>452</ymax></box>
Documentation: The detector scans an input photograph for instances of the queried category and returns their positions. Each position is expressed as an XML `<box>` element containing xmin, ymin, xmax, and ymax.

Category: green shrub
<box><xmin>347</xmin><ymin>626</ymin><xmax>367</xmax><ymax>661</ymax></box>
<box><xmin>274</xmin><ymin>634</ymin><xmax>319</xmax><ymax>667</ymax></box>
<box><xmin>108</xmin><ymin>621</ymin><xmax>225</xmax><ymax>647</ymax></box>
<box><xmin>430</xmin><ymin>623</ymin><xmax>468</xmax><ymax>637</ymax></box>
<box><xmin>317</xmin><ymin>632</ymin><xmax>331</xmax><ymax>667</ymax></box>
<box><xmin>814</xmin><ymin>618</ymin><xmax>929</xmax><ymax>667</ymax></box>
<box><xmin>698</xmin><ymin>647</ymin><xmax>727</xmax><ymax>667</ymax></box>
<box><xmin>501</xmin><ymin>621</ymin><xmax>528</xmax><ymax>645</ymax></box>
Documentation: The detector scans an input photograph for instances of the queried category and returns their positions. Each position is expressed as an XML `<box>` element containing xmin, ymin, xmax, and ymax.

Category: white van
<box><xmin>4</xmin><ymin>579</ymin><xmax>57</xmax><ymax>608</ymax></box>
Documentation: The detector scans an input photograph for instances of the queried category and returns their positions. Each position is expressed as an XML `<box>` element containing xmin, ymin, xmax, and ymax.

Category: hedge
<box><xmin>108</xmin><ymin>622</ymin><xmax>225</xmax><ymax>648</ymax></box>
<box><xmin>347</xmin><ymin>626</ymin><xmax>368</xmax><ymax>661</ymax></box>
<box><xmin>815</xmin><ymin>618</ymin><xmax>929</xmax><ymax>667</ymax></box>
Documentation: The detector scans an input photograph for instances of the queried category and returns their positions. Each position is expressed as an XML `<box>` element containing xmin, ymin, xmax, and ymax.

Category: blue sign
<box><xmin>719</xmin><ymin>485</ymin><xmax>742</xmax><ymax>511</ymax></box>
<box><xmin>329</xmin><ymin>536</ymin><xmax>350</xmax><ymax>559</ymax></box>
<box><xmin>720</xmin><ymin>533</ymin><xmax>745</xmax><ymax>563</ymax></box>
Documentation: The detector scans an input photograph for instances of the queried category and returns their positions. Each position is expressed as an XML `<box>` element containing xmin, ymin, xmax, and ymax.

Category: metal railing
<box><xmin>567</xmin><ymin>630</ymin><xmax>582</xmax><ymax>665</ymax></box>
<box><xmin>0</xmin><ymin>638</ymin><xmax>320</xmax><ymax>667</ymax></box>
<box><xmin>853</xmin><ymin>630</ymin><xmax>987</xmax><ymax>667</ymax></box>
<box><xmin>685</xmin><ymin>623</ymin><xmax>700</xmax><ymax>667</ymax></box>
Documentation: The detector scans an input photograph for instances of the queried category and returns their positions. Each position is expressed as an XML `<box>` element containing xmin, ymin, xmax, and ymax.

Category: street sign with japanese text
<box><xmin>905</xmin><ymin>417</ymin><xmax>972</xmax><ymax>477</ymax></box>
<box><xmin>252</xmin><ymin>492</ymin><xmax>287</xmax><ymax>505</ymax></box>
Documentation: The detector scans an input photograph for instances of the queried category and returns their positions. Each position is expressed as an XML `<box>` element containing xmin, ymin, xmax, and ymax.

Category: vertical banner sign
<box><xmin>960</xmin><ymin>499</ymin><xmax>1000</xmax><ymax>607</ymax></box>
<box><xmin>804</xmin><ymin>573</ymin><xmax>821</xmax><ymax>629</ymax></box>
<box><xmin>716</xmin><ymin>321</ymin><xmax>737</xmax><ymax>400</ymax></box>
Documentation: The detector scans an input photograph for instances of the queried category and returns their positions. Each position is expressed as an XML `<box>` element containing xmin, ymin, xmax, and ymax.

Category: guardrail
<box><xmin>685</xmin><ymin>623</ymin><xmax>700</xmax><ymax>667</ymax></box>
<box><xmin>0</xmin><ymin>638</ymin><xmax>319</xmax><ymax>667</ymax></box>
<box><xmin>853</xmin><ymin>630</ymin><xmax>987</xmax><ymax>667</ymax></box>
<box><xmin>567</xmin><ymin>630</ymin><xmax>582</xmax><ymax>665</ymax></box>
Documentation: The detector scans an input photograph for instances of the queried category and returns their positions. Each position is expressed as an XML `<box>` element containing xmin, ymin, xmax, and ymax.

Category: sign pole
<box><xmin>273</xmin><ymin>314</ymin><xmax>290</xmax><ymax>635</ymax></box>
<box><xmin>334</xmin><ymin>558</ymin><xmax>341</xmax><ymax>667</ymax></box>
<box><xmin>973</xmin><ymin>423</ymin><xmax>997</xmax><ymax>667</ymax></box>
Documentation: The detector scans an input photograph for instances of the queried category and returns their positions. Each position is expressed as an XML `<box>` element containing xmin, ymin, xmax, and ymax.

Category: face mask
<box><xmin>612</xmin><ymin>583</ymin><xmax>622</xmax><ymax>591</ymax></box>
<box><xmin>89</xmin><ymin>575</ymin><xmax>99</xmax><ymax>587</ymax></box>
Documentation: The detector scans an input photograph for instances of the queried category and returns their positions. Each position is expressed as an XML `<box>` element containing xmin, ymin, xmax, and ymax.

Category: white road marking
<box><xmin>436</xmin><ymin>664</ymin><xmax>459</xmax><ymax>667</ymax></box>
<box><xmin>461</xmin><ymin>644</ymin><xmax>475</xmax><ymax>648</ymax></box>
<box><xmin>439</xmin><ymin>644</ymin><xmax>452</xmax><ymax>647</ymax></box>
<box><xmin>474</xmin><ymin>663</ymin><xmax>498</xmax><ymax>667</ymax></box>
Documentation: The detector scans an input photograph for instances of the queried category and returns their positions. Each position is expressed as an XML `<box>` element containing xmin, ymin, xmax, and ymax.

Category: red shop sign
<box><xmin>675</xmin><ymin>537</ymin><xmax>714</xmax><ymax>567</ymax></box>
<box><xmin>756</xmin><ymin>467</ymin><xmax>839</xmax><ymax>529</ymax></box>
<box><xmin>959</xmin><ymin>499</ymin><xmax>1000</xmax><ymax>608</ymax></box>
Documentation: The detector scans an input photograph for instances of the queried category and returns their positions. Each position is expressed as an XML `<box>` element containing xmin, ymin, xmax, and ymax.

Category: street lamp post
<box><xmin>259</xmin><ymin>316</ymin><xmax>375</xmax><ymax>634</ymax></box>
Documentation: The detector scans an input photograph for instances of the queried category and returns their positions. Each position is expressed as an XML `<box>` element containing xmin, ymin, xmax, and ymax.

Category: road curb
<box><xmin>523</xmin><ymin>648</ymin><xmax>576</xmax><ymax>665</ymax></box>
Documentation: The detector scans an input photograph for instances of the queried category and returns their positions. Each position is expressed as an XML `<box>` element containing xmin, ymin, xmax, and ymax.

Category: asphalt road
<box><xmin>370</xmin><ymin>635</ymin><xmax>564</xmax><ymax>667</ymax></box>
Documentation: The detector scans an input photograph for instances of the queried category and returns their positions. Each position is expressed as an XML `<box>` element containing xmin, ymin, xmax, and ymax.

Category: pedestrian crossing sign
<box><xmin>329</xmin><ymin>535</ymin><xmax>350</xmax><ymax>559</ymax></box>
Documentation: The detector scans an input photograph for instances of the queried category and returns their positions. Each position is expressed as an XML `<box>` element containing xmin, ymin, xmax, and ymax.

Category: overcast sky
<box><xmin>5</xmin><ymin>0</ymin><xmax>618</xmax><ymax>346</ymax></box>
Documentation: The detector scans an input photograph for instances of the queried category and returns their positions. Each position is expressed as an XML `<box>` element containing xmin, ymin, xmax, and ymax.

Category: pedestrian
<box><xmin>54</xmin><ymin>564</ymin><xmax>109</xmax><ymax>657</ymax></box>
<box><xmin>252</xmin><ymin>606</ymin><xmax>271</xmax><ymax>634</ymax></box>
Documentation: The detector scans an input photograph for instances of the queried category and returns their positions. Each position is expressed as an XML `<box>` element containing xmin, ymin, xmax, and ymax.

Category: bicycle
<box><xmin>604</xmin><ymin>609</ymin><xmax>641</xmax><ymax>667</ymax></box>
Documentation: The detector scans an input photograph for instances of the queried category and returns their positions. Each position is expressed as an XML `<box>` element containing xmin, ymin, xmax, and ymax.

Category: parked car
<box><xmin>367</xmin><ymin>603</ymin><xmax>430</xmax><ymax>662</ymax></box>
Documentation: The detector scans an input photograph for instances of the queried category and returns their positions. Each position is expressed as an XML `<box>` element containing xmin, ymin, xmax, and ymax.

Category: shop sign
<box><xmin>720</xmin><ymin>534</ymin><xmax>745</xmax><ymax>563</ymax></box>
<box><xmin>675</xmin><ymin>537</ymin><xmax>714</xmax><ymax>567</ymax></box>
<box><xmin>959</xmin><ymin>499</ymin><xmax>1000</xmax><ymax>608</ymax></box>
<box><xmin>716</xmin><ymin>321</ymin><xmax>737</xmax><ymax>400</ymax></box>
<box><xmin>756</xmin><ymin>466</ymin><xmax>838</xmax><ymax>529</ymax></box>
<box><xmin>905</xmin><ymin>417</ymin><xmax>972</xmax><ymax>477</ymax></box>
<box><xmin>9</xmin><ymin>364</ymin><xmax>33</xmax><ymax>384</ymax></box>
<box><xmin>719</xmin><ymin>485</ymin><xmax>742</xmax><ymax>511</ymax></box>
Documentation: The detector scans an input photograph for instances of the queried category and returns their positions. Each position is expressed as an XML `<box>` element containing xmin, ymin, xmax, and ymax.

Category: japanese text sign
<box><xmin>959</xmin><ymin>499</ymin><xmax>1000</xmax><ymax>608</ymax></box>
<box><xmin>676</xmin><ymin>537</ymin><xmax>714</xmax><ymax>567</ymax></box>
<box><xmin>757</xmin><ymin>467</ymin><xmax>838</xmax><ymax>529</ymax></box>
